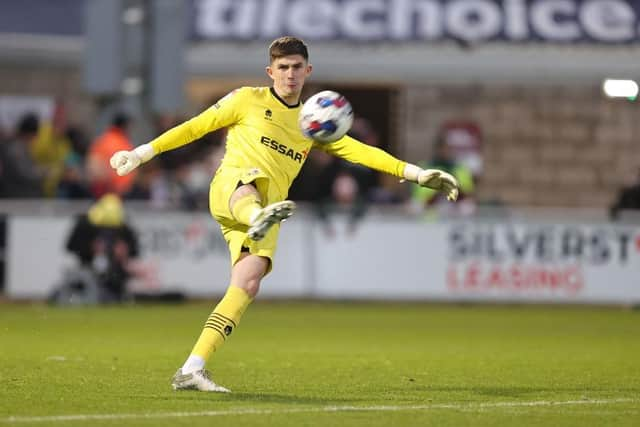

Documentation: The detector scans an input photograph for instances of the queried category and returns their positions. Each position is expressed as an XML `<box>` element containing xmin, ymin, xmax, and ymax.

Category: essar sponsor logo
<box><xmin>260</xmin><ymin>135</ymin><xmax>306</xmax><ymax>163</ymax></box>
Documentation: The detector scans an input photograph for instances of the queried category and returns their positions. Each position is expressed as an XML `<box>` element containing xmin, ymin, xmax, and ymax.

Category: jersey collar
<box><xmin>270</xmin><ymin>87</ymin><xmax>300</xmax><ymax>109</ymax></box>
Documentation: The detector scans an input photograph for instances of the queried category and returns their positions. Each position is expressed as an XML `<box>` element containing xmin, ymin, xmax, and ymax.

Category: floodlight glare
<box><xmin>602</xmin><ymin>79</ymin><xmax>639</xmax><ymax>99</ymax></box>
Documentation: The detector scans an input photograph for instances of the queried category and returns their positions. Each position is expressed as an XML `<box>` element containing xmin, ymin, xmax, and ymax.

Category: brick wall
<box><xmin>404</xmin><ymin>84</ymin><xmax>640</xmax><ymax>208</ymax></box>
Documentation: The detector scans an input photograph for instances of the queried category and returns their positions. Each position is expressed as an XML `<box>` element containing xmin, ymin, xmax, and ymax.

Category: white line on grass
<box><xmin>2</xmin><ymin>398</ymin><xmax>637</xmax><ymax>424</ymax></box>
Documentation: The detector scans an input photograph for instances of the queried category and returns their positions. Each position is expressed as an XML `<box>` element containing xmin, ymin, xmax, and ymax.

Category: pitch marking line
<box><xmin>2</xmin><ymin>398</ymin><xmax>636</xmax><ymax>423</ymax></box>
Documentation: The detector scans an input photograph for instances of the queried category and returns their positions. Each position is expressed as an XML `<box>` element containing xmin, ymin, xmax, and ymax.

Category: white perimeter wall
<box><xmin>5</xmin><ymin>212</ymin><xmax>640</xmax><ymax>304</ymax></box>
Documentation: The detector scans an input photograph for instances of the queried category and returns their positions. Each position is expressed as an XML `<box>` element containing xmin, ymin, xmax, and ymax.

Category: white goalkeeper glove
<box><xmin>403</xmin><ymin>164</ymin><xmax>460</xmax><ymax>202</ymax></box>
<box><xmin>109</xmin><ymin>144</ymin><xmax>155</xmax><ymax>176</ymax></box>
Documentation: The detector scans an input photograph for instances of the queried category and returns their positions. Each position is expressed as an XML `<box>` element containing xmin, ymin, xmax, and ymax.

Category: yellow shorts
<box><xmin>209</xmin><ymin>166</ymin><xmax>280</xmax><ymax>273</ymax></box>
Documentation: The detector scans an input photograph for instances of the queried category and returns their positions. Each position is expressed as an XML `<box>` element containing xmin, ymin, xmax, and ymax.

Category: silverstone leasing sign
<box><xmin>192</xmin><ymin>0</ymin><xmax>640</xmax><ymax>43</ymax></box>
<box><xmin>445</xmin><ymin>223</ymin><xmax>639</xmax><ymax>300</ymax></box>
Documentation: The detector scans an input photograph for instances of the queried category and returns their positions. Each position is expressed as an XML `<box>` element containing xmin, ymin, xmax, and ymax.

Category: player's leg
<box><xmin>172</xmin><ymin>173</ymin><xmax>271</xmax><ymax>392</ymax></box>
<box><xmin>229</xmin><ymin>181</ymin><xmax>296</xmax><ymax>241</ymax></box>
<box><xmin>172</xmin><ymin>253</ymin><xmax>268</xmax><ymax>392</ymax></box>
<box><xmin>229</xmin><ymin>183</ymin><xmax>263</xmax><ymax>225</ymax></box>
<box><xmin>186</xmin><ymin>253</ymin><xmax>267</xmax><ymax>361</ymax></box>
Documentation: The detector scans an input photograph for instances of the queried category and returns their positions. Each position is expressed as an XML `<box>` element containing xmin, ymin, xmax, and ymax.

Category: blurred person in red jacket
<box><xmin>87</xmin><ymin>112</ymin><xmax>137</xmax><ymax>198</ymax></box>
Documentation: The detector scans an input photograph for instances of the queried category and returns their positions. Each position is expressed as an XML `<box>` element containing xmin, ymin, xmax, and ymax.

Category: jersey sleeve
<box><xmin>315</xmin><ymin>135</ymin><xmax>406</xmax><ymax>178</ymax></box>
<box><xmin>149</xmin><ymin>88</ymin><xmax>248</xmax><ymax>154</ymax></box>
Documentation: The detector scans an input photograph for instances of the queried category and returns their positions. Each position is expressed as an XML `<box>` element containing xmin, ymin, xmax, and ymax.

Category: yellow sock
<box><xmin>231</xmin><ymin>193</ymin><xmax>262</xmax><ymax>225</ymax></box>
<box><xmin>190</xmin><ymin>285</ymin><xmax>253</xmax><ymax>361</ymax></box>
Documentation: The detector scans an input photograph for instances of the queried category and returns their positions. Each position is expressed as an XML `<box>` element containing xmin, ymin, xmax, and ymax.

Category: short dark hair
<box><xmin>269</xmin><ymin>36</ymin><xmax>308</xmax><ymax>63</ymax></box>
<box><xmin>16</xmin><ymin>112</ymin><xmax>39</xmax><ymax>135</ymax></box>
<box><xmin>112</xmin><ymin>112</ymin><xmax>130</xmax><ymax>128</ymax></box>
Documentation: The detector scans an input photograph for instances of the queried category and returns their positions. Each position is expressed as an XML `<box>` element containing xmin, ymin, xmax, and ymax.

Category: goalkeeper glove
<box><xmin>109</xmin><ymin>144</ymin><xmax>155</xmax><ymax>176</ymax></box>
<box><xmin>403</xmin><ymin>164</ymin><xmax>460</xmax><ymax>202</ymax></box>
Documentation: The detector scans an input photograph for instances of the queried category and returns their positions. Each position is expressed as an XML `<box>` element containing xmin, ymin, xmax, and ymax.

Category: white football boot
<box><xmin>248</xmin><ymin>200</ymin><xmax>296</xmax><ymax>241</ymax></box>
<box><xmin>171</xmin><ymin>369</ymin><xmax>230</xmax><ymax>392</ymax></box>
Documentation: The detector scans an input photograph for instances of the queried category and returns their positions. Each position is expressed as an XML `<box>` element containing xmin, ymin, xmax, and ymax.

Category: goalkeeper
<box><xmin>110</xmin><ymin>36</ymin><xmax>459</xmax><ymax>392</ymax></box>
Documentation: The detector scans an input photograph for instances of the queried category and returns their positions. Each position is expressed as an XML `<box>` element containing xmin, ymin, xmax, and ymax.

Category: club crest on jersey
<box><xmin>264</xmin><ymin>109</ymin><xmax>272</xmax><ymax>120</ymax></box>
<box><xmin>260</xmin><ymin>136</ymin><xmax>306</xmax><ymax>163</ymax></box>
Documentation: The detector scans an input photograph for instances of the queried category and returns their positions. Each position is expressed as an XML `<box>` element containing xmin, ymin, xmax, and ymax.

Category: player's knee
<box><xmin>241</xmin><ymin>279</ymin><xmax>261</xmax><ymax>298</ymax></box>
<box><xmin>233</xmin><ymin>274</ymin><xmax>261</xmax><ymax>297</ymax></box>
<box><xmin>242</xmin><ymin>267</ymin><xmax>265</xmax><ymax>297</ymax></box>
<box><xmin>230</xmin><ymin>184</ymin><xmax>260</xmax><ymax>206</ymax></box>
<box><xmin>231</xmin><ymin>254</ymin><xmax>268</xmax><ymax>297</ymax></box>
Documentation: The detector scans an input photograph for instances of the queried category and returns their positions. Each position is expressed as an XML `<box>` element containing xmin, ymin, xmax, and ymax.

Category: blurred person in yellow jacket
<box><xmin>29</xmin><ymin>101</ymin><xmax>71</xmax><ymax>197</ymax></box>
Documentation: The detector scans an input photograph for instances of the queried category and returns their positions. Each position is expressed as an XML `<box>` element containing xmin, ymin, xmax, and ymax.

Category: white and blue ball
<box><xmin>298</xmin><ymin>90</ymin><xmax>353</xmax><ymax>143</ymax></box>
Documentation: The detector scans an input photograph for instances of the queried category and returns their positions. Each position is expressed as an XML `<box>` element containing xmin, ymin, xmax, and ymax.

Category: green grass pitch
<box><xmin>0</xmin><ymin>301</ymin><xmax>638</xmax><ymax>426</ymax></box>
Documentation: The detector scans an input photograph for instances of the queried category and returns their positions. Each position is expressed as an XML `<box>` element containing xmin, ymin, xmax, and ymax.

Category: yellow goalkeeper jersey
<box><xmin>149</xmin><ymin>86</ymin><xmax>406</xmax><ymax>199</ymax></box>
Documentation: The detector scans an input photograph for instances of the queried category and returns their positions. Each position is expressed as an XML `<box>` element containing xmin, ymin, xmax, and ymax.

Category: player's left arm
<box><xmin>317</xmin><ymin>135</ymin><xmax>459</xmax><ymax>202</ymax></box>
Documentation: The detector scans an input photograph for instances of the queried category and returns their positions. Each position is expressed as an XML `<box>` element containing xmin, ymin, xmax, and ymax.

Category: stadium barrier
<box><xmin>3</xmin><ymin>208</ymin><xmax>639</xmax><ymax>304</ymax></box>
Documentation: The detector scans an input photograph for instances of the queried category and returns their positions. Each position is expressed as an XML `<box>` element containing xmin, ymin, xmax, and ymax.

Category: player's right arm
<box><xmin>110</xmin><ymin>88</ymin><xmax>247</xmax><ymax>176</ymax></box>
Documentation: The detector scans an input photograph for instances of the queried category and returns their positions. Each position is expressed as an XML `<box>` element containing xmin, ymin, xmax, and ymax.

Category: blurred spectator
<box><xmin>0</xmin><ymin>113</ymin><xmax>45</xmax><ymax>198</ymax></box>
<box><xmin>610</xmin><ymin>168</ymin><xmax>640</xmax><ymax>221</ymax></box>
<box><xmin>143</xmin><ymin>112</ymin><xmax>227</xmax><ymax>210</ymax></box>
<box><xmin>409</xmin><ymin>136</ymin><xmax>475</xmax><ymax>218</ymax></box>
<box><xmin>48</xmin><ymin>194</ymin><xmax>140</xmax><ymax>304</ymax></box>
<box><xmin>310</xmin><ymin>117</ymin><xmax>380</xmax><ymax>236</ymax></box>
<box><xmin>348</xmin><ymin>117</ymin><xmax>382</xmax><ymax>199</ymax></box>
<box><xmin>127</xmin><ymin>158</ymin><xmax>170</xmax><ymax>206</ymax></box>
<box><xmin>175</xmin><ymin>153</ymin><xmax>217</xmax><ymax>211</ymax></box>
<box><xmin>30</xmin><ymin>100</ymin><xmax>71</xmax><ymax>197</ymax></box>
<box><xmin>56</xmin><ymin>126</ymin><xmax>92</xmax><ymax>199</ymax></box>
<box><xmin>312</xmin><ymin>152</ymin><xmax>368</xmax><ymax>236</ymax></box>
<box><xmin>86</xmin><ymin>112</ymin><xmax>137</xmax><ymax>198</ymax></box>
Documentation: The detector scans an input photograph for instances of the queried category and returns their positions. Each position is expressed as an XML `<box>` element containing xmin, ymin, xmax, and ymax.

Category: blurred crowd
<box><xmin>0</xmin><ymin>101</ymin><xmax>482</xmax><ymax>232</ymax></box>
<box><xmin>0</xmin><ymin>102</ymin><xmax>226</xmax><ymax>210</ymax></box>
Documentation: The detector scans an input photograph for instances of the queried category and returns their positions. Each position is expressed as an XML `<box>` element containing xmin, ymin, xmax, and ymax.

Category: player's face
<box><xmin>266</xmin><ymin>55</ymin><xmax>312</xmax><ymax>104</ymax></box>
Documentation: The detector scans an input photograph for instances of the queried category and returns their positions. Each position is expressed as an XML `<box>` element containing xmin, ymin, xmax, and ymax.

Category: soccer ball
<box><xmin>299</xmin><ymin>90</ymin><xmax>353</xmax><ymax>143</ymax></box>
